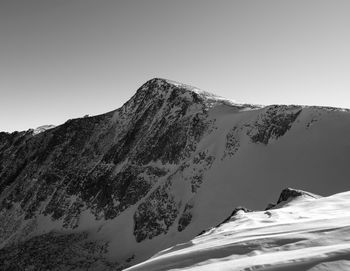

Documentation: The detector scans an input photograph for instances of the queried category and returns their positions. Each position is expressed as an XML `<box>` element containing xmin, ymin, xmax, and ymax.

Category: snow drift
<box><xmin>126</xmin><ymin>189</ymin><xmax>350</xmax><ymax>271</ymax></box>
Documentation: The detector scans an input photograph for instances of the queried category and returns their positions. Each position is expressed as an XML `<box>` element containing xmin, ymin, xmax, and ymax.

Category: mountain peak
<box><xmin>277</xmin><ymin>187</ymin><xmax>321</xmax><ymax>204</ymax></box>
<box><xmin>266</xmin><ymin>188</ymin><xmax>321</xmax><ymax>210</ymax></box>
<box><xmin>136</xmin><ymin>78</ymin><xmax>240</xmax><ymax>108</ymax></box>
<box><xmin>32</xmin><ymin>125</ymin><xmax>56</xmax><ymax>135</ymax></box>
<box><xmin>139</xmin><ymin>77</ymin><xmax>212</xmax><ymax>97</ymax></box>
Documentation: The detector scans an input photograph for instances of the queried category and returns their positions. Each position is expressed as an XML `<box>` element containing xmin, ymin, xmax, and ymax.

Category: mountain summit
<box><xmin>1</xmin><ymin>79</ymin><xmax>350</xmax><ymax>270</ymax></box>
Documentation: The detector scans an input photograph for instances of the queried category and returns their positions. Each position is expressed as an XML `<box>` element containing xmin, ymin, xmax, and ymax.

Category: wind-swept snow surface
<box><xmin>126</xmin><ymin>191</ymin><xmax>350</xmax><ymax>271</ymax></box>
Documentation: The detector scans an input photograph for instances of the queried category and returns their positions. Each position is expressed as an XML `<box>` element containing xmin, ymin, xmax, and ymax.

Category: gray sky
<box><xmin>1</xmin><ymin>0</ymin><xmax>350</xmax><ymax>132</ymax></box>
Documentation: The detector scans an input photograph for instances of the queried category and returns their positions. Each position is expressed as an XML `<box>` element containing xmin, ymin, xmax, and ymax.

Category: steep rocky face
<box><xmin>277</xmin><ymin>188</ymin><xmax>320</xmax><ymax>204</ymax></box>
<box><xmin>265</xmin><ymin>188</ymin><xmax>321</xmax><ymax>210</ymax></box>
<box><xmin>0</xmin><ymin>232</ymin><xmax>120</xmax><ymax>271</ymax></box>
<box><xmin>0</xmin><ymin>78</ymin><xmax>216</xmax><ymax>269</ymax></box>
<box><xmin>1</xmin><ymin>78</ymin><xmax>350</xmax><ymax>270</ymax></box>
<box><xmin>0</xmin><ymin>79</ymin><xmax>210</xmax><ymax>225</ymax></box>
<box><xmin>248</xmin><ymin>105</ymin><xmax>302</xmax><ymax>144</ymax></box>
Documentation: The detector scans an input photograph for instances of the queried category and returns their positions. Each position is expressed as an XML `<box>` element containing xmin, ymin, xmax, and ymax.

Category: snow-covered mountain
<box><xmin>1</xmin><ymin>78</ymin><xmax>350</xmax><ymax>270</ymax></box>
<box><xmin>126</xmin><ymin>189</ymin><xmax>350</xmax><ymax>271</ymax></box>
<box><xmin>32</xmin><ymin>124</ymin><xmax>56</xmax><ymax>135</ymax></box>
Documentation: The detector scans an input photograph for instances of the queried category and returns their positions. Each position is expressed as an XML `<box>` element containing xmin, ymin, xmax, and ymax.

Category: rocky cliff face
<box><xmin>1</xmin><ymin>78</ymin><xmax>350</xmax><ymax>270</ymax></box>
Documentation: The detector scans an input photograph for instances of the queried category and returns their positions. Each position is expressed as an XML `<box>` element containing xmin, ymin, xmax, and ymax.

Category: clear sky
<box><xmin>1</xmin><ymin>0</ymin><xmax>350</xmax><ymax>132</ymax></box>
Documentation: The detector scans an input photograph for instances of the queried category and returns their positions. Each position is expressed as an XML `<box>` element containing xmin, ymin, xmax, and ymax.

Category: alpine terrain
<box><xmin>1</xmin><ymin>78</ymin><xmax>350</xmax><ymax>270</ymax></box>
<box><xmin>126</xmin><ymin>188</ymin><xmax>350</xmax><ymax>271</ymax></box>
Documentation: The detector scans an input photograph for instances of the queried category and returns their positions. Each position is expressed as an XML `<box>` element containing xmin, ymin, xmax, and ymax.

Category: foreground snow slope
<box><xmin>126</xmin><ymin>190</ymin><xmax>350</xmax><ymax>271</ymax></box>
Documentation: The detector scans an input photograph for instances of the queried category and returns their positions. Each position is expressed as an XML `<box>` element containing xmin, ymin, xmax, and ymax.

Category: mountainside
<box><xmin>1</xmin><ymin>78</ymin><xmax>350</xmax><ymax>270</ymax></box>
<box><xmin>126</xmin><ymin>189</ymin><xmax>350</xmax><ymax>271</ymax></box>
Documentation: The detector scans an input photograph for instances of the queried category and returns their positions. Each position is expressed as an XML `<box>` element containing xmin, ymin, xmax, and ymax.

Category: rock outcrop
<box><xmin>266</xmin><ymin>188</ymin><xmax>321</xmax><ymax>210</ymax></box>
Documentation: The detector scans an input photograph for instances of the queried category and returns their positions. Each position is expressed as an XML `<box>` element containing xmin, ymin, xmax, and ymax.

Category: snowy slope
<box><xmin>1</xmin><ymin>78</ymin><xmax>350</xmax><ymax>270</ymax></box>
<box><xmin>126</xmin><ymin>190</ymin><xmax>350</xmax><ymax>271</ymax></box>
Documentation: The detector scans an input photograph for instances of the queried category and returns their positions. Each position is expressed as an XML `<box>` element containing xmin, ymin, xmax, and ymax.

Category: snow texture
<box><xmin>126</xmin><ymin>190</ymin><xmax>350</xmax><ymax>271</ymax></box>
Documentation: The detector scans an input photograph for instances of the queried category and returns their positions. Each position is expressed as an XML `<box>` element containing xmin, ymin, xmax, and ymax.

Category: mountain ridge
<box><xmin>1</xmin><ymin>78</ymin><xmax>350</xmax><ymax>270</ymax></box>
<box><xmin>2</xmin><ymin>78</ymin><xmax>350</xmax><ymax>136</ymax></box>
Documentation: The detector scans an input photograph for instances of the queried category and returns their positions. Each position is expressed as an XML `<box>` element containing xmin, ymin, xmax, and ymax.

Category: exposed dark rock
<box><xmin>265</xmin><ymin>203</ymin><xmax>276</xmax><ymax>210</ymax></box>
<box><xmin>133</xmin><ymin>184</ymin><xmax>179</xmax><ymax>242</ymax></box>
<box><xmin>249</xmin><ymin>106</ymin><xmax>302</xmax><ymax>144</ymax></box>
<box><xmin>197</xmin><ymin>207</ymin><xmax>252</xmax><ymax>237</ymax></box>
<box><xmin>0</xmin><ymin>232</ymin><xmax>121</xmax><ymax>271</ymax></box>
<box><xmin>216</xmin><ymin>207</ymin><xmax>252</xmax><ymax>228</ymax></box>
<box><xmin>0</xmin><ymin>78</ymin><xmax>210</xmax><ymax>233</ymax></box>
<box><xmin>222</xmin><ymin>126</ymin><xmax>241</xmax><ymax>159</ymax></box>
<box><xmin>266</xmin><ymin>188</ymin><xmax>321</xmax><ymax>210</ymax></box>
<box><xmin>276</xmin><ymin>188</ymin><xmax>320</xmax><ymax>205</ymax></box>
<box><xmin>190</xmin><ymin>151</ymin><xmax>215</xmax><ymax>193</ymax></box>
<box><xmin>178</xmin><ymin>203</ymin><xmax>193</xmax><ymax>232</ymax></box>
